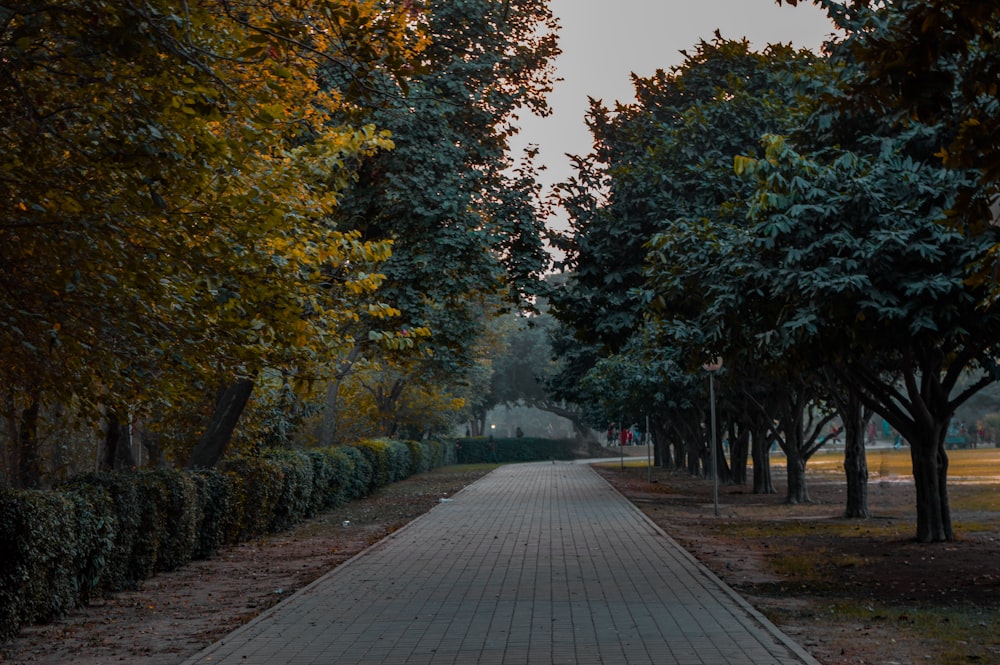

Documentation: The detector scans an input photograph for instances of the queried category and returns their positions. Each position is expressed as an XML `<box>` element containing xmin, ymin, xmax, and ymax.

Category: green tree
<box><xmin>711</xmin><ymin>1</ymin><xmax>1000</xmax><ymax>541</ymax></box>
<box><xmin>550</xmin><ymin>36</ymin><xmax>821</xmax><ymax>487</ymax></box>
<box><xmin>738</xmin><ymin>132</ymin><xmax>999</xmax><ymax>541</ymax></box>
<box><xmin>322</xmin><ymin>0</ymin><xmax>559</xmax><ymax>435</ymax></box>
<box><xmin>781</xmin><ymin>0</ymin><xmax>1000</xmax><ymax>291</ymax></box>
<box><xmin>781</xmin><ymin>0</ymin><xmax>1000</xmax><ymax>181</ymax></box>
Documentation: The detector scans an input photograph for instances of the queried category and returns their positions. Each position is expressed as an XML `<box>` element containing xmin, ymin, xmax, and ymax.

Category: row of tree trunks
<box><xmin>842</xmin><ymin>358</ymin><xmax>957</xmax><ymax>542</ymax></box>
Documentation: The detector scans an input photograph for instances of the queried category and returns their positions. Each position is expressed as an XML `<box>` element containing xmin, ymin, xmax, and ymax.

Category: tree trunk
<box><xmin>910</xmin><ymin>430</ymin><xmax>953</xmax><ymax>542</ymax></box>
<box><xmin>17</xmin><ymin>399</ymin><xmax>42</xmax><ymax>489</ymax></box>
<box><xmin>729</xmin><ymin>424</ymin><xmax>750</xmax><ymax>485</ymax></box>
<box><xmin>186</xmin><ymin>377</ymin><xmax>256</xmax><ymax>469</ymax></box>
<box><xmin>317</xmin><ymin>348</ymin><xmax>360</xmax><ymax>446</ymax></box>
<box><xmin>713</xmin><ymin>407</ymin><xmax>733</xmax><ymax>485</ymax></box>
<box><xmin>686</xmin><ymin>433</ymin><xmax>701</xmax><ymax>476</ymax></box>
<box><xmin>318</xmin><ymin>379</ymin><xmax>342</xmax><ymax>446</ymax></box>
<box><xmin>3</xmin><ymin>393</ymin><xmax>15</xmax><ymax>489</ymax></box>
<box><xmin>676</xmin><ymin>416</ymin><xmax>702</xmax><ymax>476</ymax></box>
<box><xmin>713</xmin><ymin>431</ymin><xmax>732</xmax><ymax>484</ymax></box>
<box><xmin>141</xmin><ymin>429</ymin><xmax>166</xmax><ymax>468</ymax></box>
<box><xmin>101</xmin><ymin>410</ymin><xmax>135</xmax><ymax>471</ymax></box>
<box><xmin>652</xmin><ymin>419</ymin><xmax>672</xmax><ymax>468</ymax></box>
<box><xmin>374</xmin><ymin>379</ymin><xmax>406</xmax><ymax>437</ymax></box>
<box><xmin>751</xmin><ymin>429</ymin><xmax>775</xmax><ymax>494</ymax></box>
<box><xmin>785</xmin><ymin>446</ymin><xmax>809</xmax><ymax>504</ymax></box>
<box><xmin>840</xmin><ymin>357</ymin><xmax>957</xmax><ymax>542</ymax></box>
<box><xmin>672</xmin><ymin>437</ymin><xmax>685</xmax><ymax>471</ymax></box>
<box><xmin>841</xmin><ymin>395</ymin><xmax>870</xmax><ymax>518</ymax></box>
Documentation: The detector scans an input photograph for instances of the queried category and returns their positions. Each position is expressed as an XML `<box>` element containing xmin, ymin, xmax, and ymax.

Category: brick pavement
<box><xmin>182</xmin><ymin>461</ymin><xmax>820</xmax><ymax>665</ymax></box>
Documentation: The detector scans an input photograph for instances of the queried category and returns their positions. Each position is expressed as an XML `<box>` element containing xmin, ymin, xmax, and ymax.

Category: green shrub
<box><xmin>1</xmin><ymin>436</ymin><xmax>460</xmax><ymax>642</ymax></box>
<box><xmin>190</xmin><ymin>469</ymin><xmax>237</xmax><ymax>558</ymax></box>
<box><xmin>65</xmin><ymin>485</ymin><xmax>116</xmax><ymax>605</ymax></box>
<box><xmin>352</xmin><ymin>439</ymin><xmax>391</xmax><ymax>491</ymax></box>
<box><xmin>405</xmin><ymin>440</ymin><xmax>429</xmax><ymax>475</ymax></box>
<box><xmin>302</xmin><ymin>449</ymin><xmax>338</xmax><ymax>511</ymax></box>
<box><xmin>263</xmin><ymin>449</ymin><xmax>315</xmax><ymax>532</ymax></box>
<box><xmin>0</xmin><ymin>490</ymin><xmax>78</xmax><ymax>640</ymax></box>
<box><xmin>140</xmin><ymin>470</ymin><xmax>199</xmax><ymax>572</ymax></box>
<box><xmin>64</xmin><ymin>473</ymin><xmax>142</xmax><ymax>592</ymax></box>
<box><xmin>311</xmin><ymin>447</ymin><xmax>358</xmax><ymax>509</ymax></box>
<box><xmin>338</xmin><ymin>445</ymin><xmax>372</xmax><ymax>499</ymax></box>
<box><xmin>385</xmin><ymin>440</ymin><xmax>413</xmax><ymax>482</ymax></box>
<box><xmin>129</xmin><ymin>472</ymin><xmax>169</xmax><ymax>580</ymax></box>
<box><xmin>422</xmin><ymin>438</ymin><xmax>456</xmax><ymax>468</ymax></box>
<box><xmin>219</xmin><ymin>457</ymin><xmax>284</xmax><ymax>541</ymax></box>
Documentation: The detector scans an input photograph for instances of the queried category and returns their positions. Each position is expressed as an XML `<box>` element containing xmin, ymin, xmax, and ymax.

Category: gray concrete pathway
<box><xmin>182</xmin><ymin>461</ymin><xmax>820</xmax><ymax>665</ymax></box>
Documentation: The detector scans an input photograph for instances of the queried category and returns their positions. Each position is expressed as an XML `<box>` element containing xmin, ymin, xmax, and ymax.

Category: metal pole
<box><xmin>709</xmin><ymin>373</ymin><xmax>719</xmax><ymax>517</ymax></box>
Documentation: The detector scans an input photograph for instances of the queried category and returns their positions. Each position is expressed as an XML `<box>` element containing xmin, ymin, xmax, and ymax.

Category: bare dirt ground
<box><xmin>2</xmin><ymin>454</ymin><xmax>998</xmax><ymax>665</ymax></box>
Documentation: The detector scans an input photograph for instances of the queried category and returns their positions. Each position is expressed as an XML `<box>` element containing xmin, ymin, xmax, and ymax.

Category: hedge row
<box><xmin>454</xmin><ymin>437</ymin><xmax>578</xmax><ymax>464</ymax></box>
<box><xmin>0</xmin><ymin>439</ymin><xmax>455</xmax><ymax>641</ymax></box>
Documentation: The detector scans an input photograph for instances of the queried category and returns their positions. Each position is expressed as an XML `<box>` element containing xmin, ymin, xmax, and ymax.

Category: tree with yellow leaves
<box><xmin>0</xmin><ymin>0</ymin><xmax>425</xmax><ymax>479</ymax></box>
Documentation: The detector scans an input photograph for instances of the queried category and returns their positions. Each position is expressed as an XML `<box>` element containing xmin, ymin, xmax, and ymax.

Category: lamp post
<box><xmin>703</xmin><ymin>358</ymin><xmax>723</xmax><ymax>517</ymax></box>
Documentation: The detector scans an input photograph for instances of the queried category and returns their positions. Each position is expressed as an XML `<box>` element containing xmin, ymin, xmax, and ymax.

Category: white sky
<box><xmin>512</xmin><ymin>0</ymin><xmax>838</xmax><ymax>227</ymax></box>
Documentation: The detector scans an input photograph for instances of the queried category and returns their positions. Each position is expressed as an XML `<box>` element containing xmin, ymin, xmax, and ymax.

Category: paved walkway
<box><xmin>182</xmin><ymin>462</ymin><xmax>820</xmax><ymax>665</ymax></box>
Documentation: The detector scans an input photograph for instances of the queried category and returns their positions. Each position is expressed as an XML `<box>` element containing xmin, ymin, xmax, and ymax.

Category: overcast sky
<box><xmin>512</xmin><ymin>0</ymin><xmax>838</xmax><ymax>214</ymax></box>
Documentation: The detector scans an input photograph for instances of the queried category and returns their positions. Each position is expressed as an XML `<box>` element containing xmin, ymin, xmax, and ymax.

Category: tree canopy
<box><xmin>320</xmin><ymin>0</ymin><xmax>559</xmax><ymax>436</ymax></box>
<box><xmin>1</xmin><ymin>0</ymin><xmax>424</xmax><ymax>425</ymax></box>
<box><xmin>547</xmin><ymin>2</ymin><xmax>1000</xmax><ymax>541</ymax></box>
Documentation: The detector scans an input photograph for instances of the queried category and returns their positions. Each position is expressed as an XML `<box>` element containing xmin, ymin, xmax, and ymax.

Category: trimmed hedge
<box><xmin>0</xmin><ymin>490</ymin><xmax>78</xmax><ymax>640</ymax></box>
<box><xmin>63</xmin><ymin>473</ymin><xmax>143</xmax><ymax>592</ymax></box>
<box><xmin>190</xmin><ymin>469</ymin><xmax>237</xmax><ymax>559</ymax></box>
<box><xmin>352</xmin><ymin>439</ymin><xmax>414</xmax><ymax>492</ymax></box>
<box><xmin>0</xmin><ymin>438</ymin><xmax>456</xmax><ymax>643</ymax></box>
<box><xmin>337</xmin><ymin>445</ymin><xmax>372</xmax><ymax>500</ymax></box>
<box><xmin>454</xmin><ymin>437</ymin><xmax>577</xmax><ymax>464</ymax></box>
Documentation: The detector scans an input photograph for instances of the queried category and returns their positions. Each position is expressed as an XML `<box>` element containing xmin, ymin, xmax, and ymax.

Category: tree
<box><xmin>781</xmin><ymin>0</ymin><xmax>1000</xmax><ymax>181</ymax></box>
<box><xmin>739</xmin><ymin>133</ymin><xmax>1000</xmax><ymax>541</ymax></box>
<box><xmin>320</xmin><ymin>0</ymin><xmax>559</xmax><ymax>435</ymax></box>
<box><xmin>552</xmin><ymin>36</ymin><xmax>824</xmax><ymax>493</ymax></box>
<box><xmin>1</xmin><ymin>0</ymin><xmax>425</xmax><ymax>474</ymax></box>
<box><xmin>780</xmin><ymin>0</ymin><xmax>1000</xmax><ymax>290</ymax></box>
<box><xmin>551</xmin><ymin>35</ymin><xmax>819</xmax><ymax>351</ymax></box>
